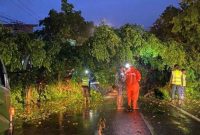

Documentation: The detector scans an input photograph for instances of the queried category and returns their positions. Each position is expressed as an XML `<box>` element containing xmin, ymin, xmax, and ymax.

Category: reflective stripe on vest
<box><xmin>172</xmin><ymin>70</ymin><xmax>182</xmax><ymax>85</ymax></box>
<box><xmin>82</xmin><ymin>78</ymin><xmax>89</xmax><ymax>86</ymax></box>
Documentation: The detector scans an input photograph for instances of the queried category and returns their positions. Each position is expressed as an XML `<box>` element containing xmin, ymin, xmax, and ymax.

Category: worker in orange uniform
<box><xmin>125</xmin><ymin>64</ymin><xmax>141</xmax><ymax>111</ymax></box>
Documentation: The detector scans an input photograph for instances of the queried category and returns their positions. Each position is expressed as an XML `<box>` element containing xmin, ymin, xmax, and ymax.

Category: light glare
<box><xmin>85</xmin><ymin>70</ymin><xmax>89</xmax><ymax>74</ymax></box>
<box><xmin>125</xmin><ymin>63</ymin><xmax>130</xmax><ymax>68</ymax></box>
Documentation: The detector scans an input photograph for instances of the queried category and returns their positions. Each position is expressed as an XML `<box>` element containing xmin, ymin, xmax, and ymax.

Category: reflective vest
<box><xmin>171</xmin><ymin>70</ymin><xmax>182</xmax><ymax>85</ymax></box>
<box><xmin>82</xmin><ymin>77</ymin><xmax>89</xmax><ymax>86</ymax></box>
<box><xmin>182</xmin><ymin>74</ymin><xmax>186</xmax><ymax>87</ymax></box>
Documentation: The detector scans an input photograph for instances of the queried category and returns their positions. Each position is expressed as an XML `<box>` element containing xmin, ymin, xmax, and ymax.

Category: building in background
<box><xmin>3</xmin><ymin>23</ymin><xmax>37</xmax><ymax>33</ymax></box>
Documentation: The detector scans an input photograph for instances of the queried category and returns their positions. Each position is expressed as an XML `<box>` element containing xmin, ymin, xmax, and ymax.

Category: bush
<box><xmin>90</xmin><ymin>90</ymin><xmax>103</xmax><ymax>104</ymax></box>
<box><xmin>11</xmin><ymin>80</ymin><xmax>103</xmax><ymax>123</ymax></box>
<box><xmin>154</xmin><ymin>85</ymin><xmax>171</xmax><ymax>100</ymax></box>
<box><xmin>160</xmin><ymin>88</ymin><xmax>171</xmax><ymax>100</ymax></box>
<box><xmin>185</xmin><ymin>87</ymin><xmax>200</xmax><ymax>100</ymax></box>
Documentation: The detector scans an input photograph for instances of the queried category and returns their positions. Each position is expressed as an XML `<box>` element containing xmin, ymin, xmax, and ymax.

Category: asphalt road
<box><xmin>140</xmin><ymin>98</ymin><xmax>200</xmax><ymax>135</ymax></box>
<box><xmin>14</xmin><ymin>93</ymin><xmax>200</xmax><ymax>135</ymax></box>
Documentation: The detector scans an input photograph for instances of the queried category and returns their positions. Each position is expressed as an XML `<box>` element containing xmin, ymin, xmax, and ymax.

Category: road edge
<box><xmin>140</xmin><ymin>112</ymin><xmax>155</xmax><ymax>135</ymax></box>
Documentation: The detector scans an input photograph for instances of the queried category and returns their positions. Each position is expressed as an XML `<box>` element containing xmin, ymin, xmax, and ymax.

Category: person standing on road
<box><xmin>125</xmin><ymin>65</ymin><xmax>141</xmax><ymax>111</ymax></box>
<box><xmin>179</xmin><ymin>69</ymin><xmax>186</xmax><ymax>105</ymax></box>
<box><xmin>81</xmin><ymin>70</ymin><xmax>91</xmax><ymax>104</ymax></box>
<box><xmin>115</xmin><ymin>67</ymin><xmax>126</xmax><ymax>110</ymax></box>
<box><xmin>170</xmin><ymin>64</ymin><xmax>182</xmax><ymax>104</ymax></box>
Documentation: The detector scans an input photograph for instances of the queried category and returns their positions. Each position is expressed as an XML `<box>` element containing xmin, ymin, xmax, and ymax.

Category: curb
<box><xmin>140</xmin><ymin>112</ymin><xmax>154</xmax><ymax>135</ymax></box>
<box><xmin>170</xmin><ymin>103</ymin><xmax>200</xmax><ymax>122</ymax></box>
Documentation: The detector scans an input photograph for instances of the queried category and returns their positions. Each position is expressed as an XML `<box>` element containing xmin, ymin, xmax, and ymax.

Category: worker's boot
<box><xmin>126</xmin><ymin>106</ymin><xmax>133</xmax><ymax>112</ymax></box>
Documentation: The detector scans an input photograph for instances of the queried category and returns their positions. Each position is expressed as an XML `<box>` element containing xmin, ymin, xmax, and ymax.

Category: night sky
<box><xmin>0</xmin><ymin>0</ymin><xmax>179</xmax><ymax>28</ymax></box>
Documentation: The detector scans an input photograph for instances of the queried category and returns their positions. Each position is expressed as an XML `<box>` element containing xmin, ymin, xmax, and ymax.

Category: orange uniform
<box><xmin>125</xmin><ymin>66</ymin><xmax>141</xmax><ymax>109</ymax></box>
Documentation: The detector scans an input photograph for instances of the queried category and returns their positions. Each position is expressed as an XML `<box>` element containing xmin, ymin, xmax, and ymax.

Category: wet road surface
<box><xmin>14</xmin><ymin>97</ymin><xmax>151</xmax><ymax>135</ymax></box>
<box><xmin>14</xmin><ymin>96</ymin><xmax>200</xmax><ymax>135</ymax></box>
<box><xmin>102</xmin><ymin>110</ymin><xmax>151</xmax><ymax>135</ymax></box>
<box><xmin>140</xmin><ymin>98</ymin><xmax>200</xmax><ymax>135</ymax></box>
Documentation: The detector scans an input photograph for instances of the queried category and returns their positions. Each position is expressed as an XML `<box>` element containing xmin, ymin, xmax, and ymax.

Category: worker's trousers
<box><xmin>127</xmin><ymin>83</ymin><xmax>139</xmax><ymax>109</ymax></box>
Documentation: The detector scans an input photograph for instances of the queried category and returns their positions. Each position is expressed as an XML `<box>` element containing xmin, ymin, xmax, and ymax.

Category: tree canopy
<box><xmin>0</xmin><ymin>0</ymin><xmax>199</xmax><ymax>96</ymax></box>
<box><xmin>151</xmin><ymin>0</ymin><xmax>200</xmax><ymax>90</ymax></box>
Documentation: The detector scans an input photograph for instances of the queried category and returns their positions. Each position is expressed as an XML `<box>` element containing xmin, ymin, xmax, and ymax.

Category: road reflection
<box><xmin>14</xmin><ymin>98</ymin><xmax>151</xmax><ymax>135</ymax></box>
<box><xmin>102</xmin><ymin>110</ymin><xmax>151</xmax><ymax>135</ymax></box>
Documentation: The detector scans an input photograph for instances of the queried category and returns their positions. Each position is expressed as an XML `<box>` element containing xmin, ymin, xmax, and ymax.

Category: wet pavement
<box><xmin>14</xmin><ymin>97</ymin><xmax>151</xmax><ymax>135</ymax></box>
<box><xmin>140</xmin><ymin>98</ymin><xmax>200</xmax><ymax>135</ymax></box>
<box><xmin>101</xmin><ymin>92</ymin><xmax>151</xmax><ymax>134</ymax></box>
<box><xmin>102</xmin><ymin>110</ymin><xmax>151</xmax><ymax>135</ymax></box>
<box><xmin>13</xmin><ymin>96</ymin><xmax>200</xmax><ymax>135</ymax></box>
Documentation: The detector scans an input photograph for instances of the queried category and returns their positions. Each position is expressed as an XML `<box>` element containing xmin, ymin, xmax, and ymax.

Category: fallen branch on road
<box><xmin>170</xmin><ymin>103</ymin><xmax>200</xmax><ymax>122</ymax></box>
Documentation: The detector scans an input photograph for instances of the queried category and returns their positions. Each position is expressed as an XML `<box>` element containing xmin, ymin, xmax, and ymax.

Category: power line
<box><xmin>9</xmin><ymin>0</ymin><xmax>39</xmax><ymax>22</ymax></box>
<box><xmin>0</xmin><ymin>19</ymin><xmax>10</xmax><ymax>24</ymax></box>
<box><xmin>0</xmin><ymin>15</ymin><xmax>14</xmax><ymax>22</ymax></box>
<box><xmin>0</xmin><ymin>11</ymin><xmax>20</xmax><ymax>22</ymax></box>
<box><xmin>0</xmin><ymin>14</ymin><xmax>38</xmax><ymax>33</ymax></box>
<box><xmin>0</xmin><ymin>15</ymin><xmax>23</xmax><ymax>23</ymax></box>
<box><xmin>18</xmin><ymin>0</ymin><xmax>42</xmax><ymax>19</ymax></box>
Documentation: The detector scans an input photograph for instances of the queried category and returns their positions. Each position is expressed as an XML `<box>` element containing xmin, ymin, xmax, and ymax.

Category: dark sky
<box><xmin>0</xmin><ymin>0</ymin><xmax>179</xmax><ymax>28</ymax></box>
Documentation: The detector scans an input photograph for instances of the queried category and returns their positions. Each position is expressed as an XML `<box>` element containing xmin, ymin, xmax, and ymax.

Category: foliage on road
<box><xmin>140</xmin><ymin>97</ymin><xmax>200</xmax><ymax>135</ymax></box>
